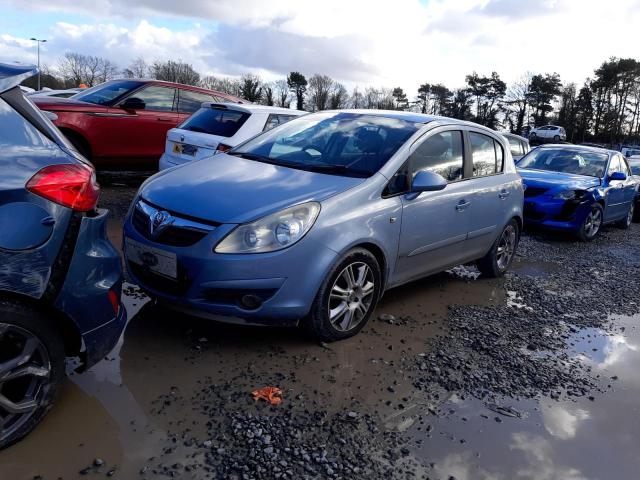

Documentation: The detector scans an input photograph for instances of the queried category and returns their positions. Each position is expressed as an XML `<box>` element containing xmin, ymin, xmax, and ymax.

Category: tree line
<box><xmin>23</xmin><ymin>52</ymin><xmax>640</xmax><ymax>145</ymax></box>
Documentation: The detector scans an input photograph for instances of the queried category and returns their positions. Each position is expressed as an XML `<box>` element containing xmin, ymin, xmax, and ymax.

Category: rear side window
<box><xmin>263</xmin><ymin>114</ymin><xmax>299</xmax><ymax>132</ymax></box>
<box><xmin>409</xmin><ymin>131</ymin><xmax>464</xmax><ymax>182</ymax></box>
<box><xmin>470</xmin><ymin>132</ymin><xmax>504</xmax><ymax>177</ymax></box>
<box><xmin>507</xmin><ymin>137</ymin><xmax>523</xmax><ymax>156</ymax></box>
<box><xmin>130</xmin><ymin>86</ymin><xmax>176</xmax><ymax>112</ymax></box>
<box><xmin>178</xmin><ymin>90</ymin><xmax>216</xmax><ymax>114</ymax></box>
<box><xmin>179</xmin><ymin>108</ymin><xmax>251</xmax><ymax>137</ymax></box>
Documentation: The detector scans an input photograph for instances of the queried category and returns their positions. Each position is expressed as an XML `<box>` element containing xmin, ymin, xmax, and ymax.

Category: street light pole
<box><xmin>29</xmin><ymin>38</ymin><xmax>47</xmax><ymax>90</ymax></box>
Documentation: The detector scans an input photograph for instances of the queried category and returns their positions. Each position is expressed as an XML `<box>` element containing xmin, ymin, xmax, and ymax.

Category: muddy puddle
<box><xmin>0</xmin><ymin>265</ymin><xmax>506</xmax><ymax>479</ymax></box>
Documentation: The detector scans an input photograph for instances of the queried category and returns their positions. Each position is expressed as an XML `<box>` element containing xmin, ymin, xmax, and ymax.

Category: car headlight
<box><xmin>215</xmin><ymin>202</ymin><xmax>321</xmax><ymax>254</ymax></box>
<box><xmin>554</xmin><ymin>190</ymin><xmax>585</xmax><ymax>200</ymax></box>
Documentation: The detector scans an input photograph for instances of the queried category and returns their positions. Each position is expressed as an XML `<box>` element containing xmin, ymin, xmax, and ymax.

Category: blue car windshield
<box><xmin>518</xmin><ymin>148</ymin><xmax>608</xmax><ymax>178</ymax></box>
<box><xmin>229</xmin><ymin>112</ymin><xmax>421</xmax><ymax>178</ymax></box>
<box><xmin>73</xmin><ymin>80</ymin><xmax>144</xmax><ymax>106</ymax></box>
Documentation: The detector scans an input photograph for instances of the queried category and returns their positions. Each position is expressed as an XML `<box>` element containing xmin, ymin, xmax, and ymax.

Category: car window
<box><xmin>129</xmin><ymin>86</ymin><xmax>176</xmax><ymax>112</ymax></box>
<box><xmin>233</xmin><ymin>112</ymin><xmax>420</xmax><ymax>178</ymax></box>
<box><xmin>470</xmin><ymin>132</ymin><xmax>503</xmax><ymax>177</ymax></box>
<box><xmin>518</xmin><ymin>148</ymin><xmax>608</xmax><ymax>177</ymax></box>
<box><xmin>73</xmin><ymin>80</ymin><xmax>144</xmax><ymax>106</ymax></box>
<box><xmin>263</xmin><ymin>114</ymin><xmax>299</xmax><ymax>132</ymax></box>
<box><xmin>618</xmin><ymin>156</ymin><xmax>631</xmax><ymax>176</ymax></box>
<box><xmin>507</xmin><ymin>137</ymin><xmax>523</xmax><ymax>156</ymax></box>
<box><xmin>608</xmin><ymin>156</ymin><xmax>622</xmax><ymax>175</ymax></box>
<box><xmin>178</xmin><ymin>107</ymin><xmax>251</xmax><ymax>137</ymax></box>
<box><xmin>409</xmin><ymin>131</ymin><xmax>464</xmax><ymax>182</ymax></box>
<box><xmin>264</xmin><ymin>114</ymin><xmax>280</xmax><ymax>131</ymax></box>
<box><xmin>177</xmin><ymin>90</ymin><xmax>214</xmax><ymax>114</ymax></box>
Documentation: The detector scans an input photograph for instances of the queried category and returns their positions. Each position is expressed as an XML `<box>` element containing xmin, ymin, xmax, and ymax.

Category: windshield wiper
<box><xmin>304</xmin><ymin>164</ymin><xmax>370</xmax><ymax>177</ymax></box>
<box><xmin>226</xmin><ymin>151</ymin><xmax>285</xmax><ymax>165</ymax></box>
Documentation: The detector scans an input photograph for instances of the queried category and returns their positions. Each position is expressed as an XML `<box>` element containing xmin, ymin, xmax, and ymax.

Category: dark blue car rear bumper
<box><xmin>54</xmin><ymin>208</ymin><xmax>127</xmax><ymax>369</ymax></box>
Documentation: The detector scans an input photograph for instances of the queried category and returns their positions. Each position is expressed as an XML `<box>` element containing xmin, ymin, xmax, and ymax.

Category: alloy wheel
<box><xmin>496</xmin><ymin>224</ymin><xmax>517</xmax><ymax>270</ymax></box>
<box><xmin>584</xmin><ymin>207</ymin><xmax>602</xmax><ymax>238</ymax></box>
<box><xmin>626</xmin><ymin>203</ymin><xmax>634</xmax><ymax>227</ymax></box>
<box><xmin>0</xmin><ymin>324</ymin><xmax>51</xmax><ymax>445</ymax></box>
<box><xmin>328</xmin><ymin>262</ymin><xmax>375</xmax><ymax>332</ymax></box>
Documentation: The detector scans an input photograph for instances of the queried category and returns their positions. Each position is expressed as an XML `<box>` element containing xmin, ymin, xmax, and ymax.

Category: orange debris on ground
<box><xmin>251</xmin><ymin>386</ymin><xmax>283</xmax><ymax>405</ymax></box>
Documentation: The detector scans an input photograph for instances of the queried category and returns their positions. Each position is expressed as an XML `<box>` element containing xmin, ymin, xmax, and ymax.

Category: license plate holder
<box><xmin>125</xmin><ymin>238</ymin><xmax>177</xmax><ymax>279</ymax></box>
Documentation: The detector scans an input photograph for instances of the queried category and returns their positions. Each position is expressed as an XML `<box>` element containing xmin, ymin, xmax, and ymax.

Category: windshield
<box><xmin>230</xmin><ymin>112</ymin><xmax>421</xmax><ymax>178</ymax></box>
<box><xmin>517</xmin><ymin>148</ymin><xmax>609</xmax><ymax>178</ymax></box>
<box><xmin>73</xmin><ymin>80</ymin><xmax>144</xmax><ymax>106</ymax></box>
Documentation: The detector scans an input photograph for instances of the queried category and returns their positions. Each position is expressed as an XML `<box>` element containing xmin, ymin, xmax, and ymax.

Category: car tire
<box><xmin>305</xmin><ymin>248</ymin><xmax>381</xmax><ymax>342</ymax></box>
<box><xmin>576</xmin><ymin>203</ymin><xmax>604</xmax><ymax>241</ymax></box>
<box><xmin>553</xmin><ymin>135</ymin><xmax>560</xmax><ymax>142</ymax></box>
<box><xmin>476</xmin><ymin>219</ymin><xmax>519</xmax><ymax>278</ymax></box>
<box><xmin>0</xmin><ymin>299</ymin><xmax>66</xmax><ymax>450</ymax></box>
<box><xmin>529</xmin><ymin>133</ymin><xmax>537</xmax><ymax>140</ymax></box>
<box><xmin>616</xmin><ymin>202</ymin><xmax>634</xmax><ymax>229</ymax></box>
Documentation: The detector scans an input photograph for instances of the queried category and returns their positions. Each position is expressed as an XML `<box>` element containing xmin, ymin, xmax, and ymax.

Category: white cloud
<box><xmin>2</xmin><ymin>0</ymin><xmax>640</xmax><ymax>96</ymax></box>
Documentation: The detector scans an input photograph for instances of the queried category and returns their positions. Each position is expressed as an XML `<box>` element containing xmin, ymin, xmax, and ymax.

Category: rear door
<box><xmin>394</xmin><ymin>128</ymin><xmax>472</xmax><ymax>284</ymax></box>
<box><xmin>106</xmin><ymin>84</ymin><xmax>178</xmax><ymax>163</ymax></box>
<box><xmin>464</xmin><ymin>130</ymin><xmax>516</xmax><ymax>258</ymax></box>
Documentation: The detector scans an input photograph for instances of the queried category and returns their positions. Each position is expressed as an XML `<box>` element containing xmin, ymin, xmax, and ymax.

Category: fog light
<box><xmin>239</xmin><ymin>294</ymin><xmax>263</xmax><ymax>310</ymax></box>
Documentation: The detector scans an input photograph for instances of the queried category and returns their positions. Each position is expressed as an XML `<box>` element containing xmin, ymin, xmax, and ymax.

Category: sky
<box><xmin>1</xmin><ymin>0</ymin><xmax>640</xmax><ymax>95</ymax></box>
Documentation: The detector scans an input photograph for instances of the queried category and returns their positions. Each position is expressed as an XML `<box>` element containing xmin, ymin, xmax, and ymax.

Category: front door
<box><xmin>104</xmin><ymin>85</ymin><xmax>178</xmax><ymax>165</ymax></box>
<box><xmin>394</xmin><ymin>129</ymin><xmax>472</xmax><ymax>285</ymax></box>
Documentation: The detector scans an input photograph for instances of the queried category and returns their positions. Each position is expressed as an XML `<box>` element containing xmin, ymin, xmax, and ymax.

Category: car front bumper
<box><xmin>523</xmin><ymin>196</ymin><xmax>592</xmax><ymax>231</ymax></box>
<box><xmin>122</xmin><ymin>215</ymin><xmax>339</xmax><ymax>327</ymax></box>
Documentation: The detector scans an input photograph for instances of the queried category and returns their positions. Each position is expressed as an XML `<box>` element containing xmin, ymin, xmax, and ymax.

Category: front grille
<box><xmin>132</xmin><ymin>200</ymin><xmax>214</xmax><ymax>247</ymax></box>
<box><xmin>129</xmin><ymin>261</ymin><xmax>191</xmax><ymax>296</ymax></box>
<box><xmin>524</xmin><ymin>186</ymin><xmax>548</xmax><ymax>198</ymax></box>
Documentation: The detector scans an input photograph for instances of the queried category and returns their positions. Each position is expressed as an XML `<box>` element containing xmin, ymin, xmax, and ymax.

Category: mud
<box><xmin>1</xmin><ymin>176</ymin><xmax>639</xmax><ymax>479</ymax></box>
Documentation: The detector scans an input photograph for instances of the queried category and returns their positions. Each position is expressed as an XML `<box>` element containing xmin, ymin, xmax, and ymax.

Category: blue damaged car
<box><xmin>0</xmin><ymin>64</ymin><xmax>126</xmax><ymax>449</ymax></box>
<box><xmin>124</xmin><ymin>110</ymin><xmax>523</xmax><ymax>341</ymax></box>
<box><xmin>518</xmin><ymin>144</ymin><xmax>637</xmax><ymax>241</ymax></box>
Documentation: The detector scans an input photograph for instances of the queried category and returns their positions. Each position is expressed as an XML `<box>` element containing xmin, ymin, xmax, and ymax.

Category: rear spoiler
<box><xmin>0</xmin><ymin>63</ymin><xmax>37</xmax><ymax>94</ymax></box>
<box><xmin>202</xmin><ymin>102</ymin><xmax>253</xmax><ymax>114</ymax></box>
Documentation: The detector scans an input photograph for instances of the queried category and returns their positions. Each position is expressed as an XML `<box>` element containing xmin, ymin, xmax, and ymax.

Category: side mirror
<box><xmin>406</xmin><ymin>170</ymin><xmax>447</xmax><ymax>200</ymax></box>
<box><xmin>120</xmin><ymin>97</ymin><xmax>145</xmax><ymax>110</ymax></box>
<box><xmin>609</xmin><ymin>171</ymin><xmax>627</xmax><ymax>181</ymax></box>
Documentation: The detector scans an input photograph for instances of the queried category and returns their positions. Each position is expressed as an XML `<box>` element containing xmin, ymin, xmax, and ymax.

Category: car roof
<box><xmin>0</xmin><ymin>62</ymin><xmax>37</xmax><ymax>93</ymax></box>
<box><xmin>202</xmin><ymin>103</ymin><xmax>306</xmax><ymax>115</ymax></box>
<box><xmin>536</xmin><ymin>143</ymin><xmax>616</xmax><ymax>156</ymax></box>
<box><xmin>502</xmin><ymin>132</ymin><xmax>529</xmax><ymax>142</ymax></box>
<box><xmin>103</xmin><ymin>78</ymin><xmax>247</xmax><ymax>103</ymax></box>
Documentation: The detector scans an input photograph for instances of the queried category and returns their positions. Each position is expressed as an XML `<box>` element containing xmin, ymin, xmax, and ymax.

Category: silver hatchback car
<box><xmin>124</xmin><ymin>110</ymin><xmax>524</xmax><ymax>341</ymax></box>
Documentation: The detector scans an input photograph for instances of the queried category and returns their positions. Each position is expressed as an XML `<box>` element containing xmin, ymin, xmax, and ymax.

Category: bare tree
<box><xmin>123</xmin><ymin>57</ymin><xmax>149</xmax><ymax>78</ymax></box>
<box><xmin>307</xmin><ymin>74</ymin><xmax>334</xmax><ymax>111</ymax></box>
<box><xmin>58</xmin><ymin>52</ymin><xmax>119</xmax><ymax>87</ymax></box>
<box><xmin>200</xmin><ymin>75</ymin><xmax>241</xmax><ymax>96</ymax></box>
<box><xmin>504</xmin><ymin>72</ymin><xmax>534</xmax><ymax>134</ymax></box>
<box><xmin>350</xmin><ymin>87</ymin><xmax>364</xmax><ymax>109</ymax></box>
<box><xmin>262</xmin><ymin>83</ymin><xmax>274</xmax><ymax>106</ymax></box>
<box><xmin>150</xmin><ymin>60</ymin><xmax>200</xmax><ymax>85</ymax></box>
<box><xmin>274</xmin><ymin>79</ymin><xmax>290</xmax><ymax>108</ymax></box>
<box><xmin>329</xmin><ymin>82</ymin><xmax>348</xmax><ymax>109</ymax></box>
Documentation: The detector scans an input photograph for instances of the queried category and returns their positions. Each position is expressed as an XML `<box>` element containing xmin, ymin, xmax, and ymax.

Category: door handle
<box><xmin>499</xmin><ymin>190</ymin><xmax>511</xmax><ymax>199</ymax></box>
<box><xmin>456</xmin><ymin>200</ymin><xmax>471</xmax><ymax>212</ymax></box>
<box><xmin>157</xmin><ymin>117</ymin><xmax>173</xmax><ymax>122</ymax></box>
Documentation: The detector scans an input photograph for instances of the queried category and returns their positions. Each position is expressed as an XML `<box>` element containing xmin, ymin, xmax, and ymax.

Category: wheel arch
<box><xmin>58</xmin><ymin>127</ymin><xmax>92</xmax><ymax>159</ymax></box>
<box><xmin>342</xmin><ymin>241</ymin><xmax>389</xmax><ymax>290</ymax></box>
<box><xmin>0</xmin><ymin>290</ymin><xmax>82</xmax><ymax>358</ymax></box>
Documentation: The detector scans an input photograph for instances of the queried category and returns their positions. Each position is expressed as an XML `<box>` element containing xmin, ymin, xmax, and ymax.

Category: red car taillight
<box><xmin>26</xmin><ymin>164</ymin><xmax>100</xmax><ymax>212</ymax></box>
<box><xmin>107</xmin><ymin>289</ymin><xmax>120</xmax><ymax>316</ymax></box>
<box><xmin>216</xmin><ymin>143</ymin><xmax>232</xmax><ymax>153</ymax></box>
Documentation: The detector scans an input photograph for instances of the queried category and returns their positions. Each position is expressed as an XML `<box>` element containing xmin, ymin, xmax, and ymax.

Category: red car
<box><xmin>32</xmin><ymin>79</ymin><xmax>245</xmax><ymax>169</ymax></box>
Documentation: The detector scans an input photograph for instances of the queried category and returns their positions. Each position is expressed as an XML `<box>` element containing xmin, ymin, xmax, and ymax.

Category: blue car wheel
<box><xmin>577</xmin><ymin>204</ymin><xmax>603</xmax><ymax>242</ymax></box>
<box><xmin>0</xmin><ymin>299</ymin><xmax>65</xmax><ymax>450</ymax></box>
<box><xmin>616</xmin><ymin>202</ymin><xmax>634</xmax><ymax>230</ymax></box>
